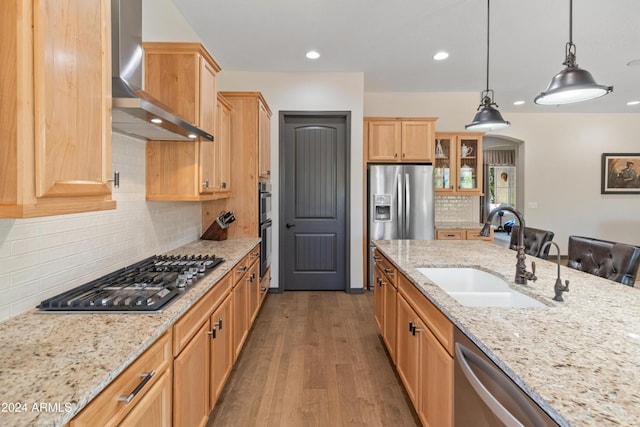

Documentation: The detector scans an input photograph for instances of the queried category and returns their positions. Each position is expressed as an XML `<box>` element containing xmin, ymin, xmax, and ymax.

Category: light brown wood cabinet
<box><xmin>143</xmin><ymin>42</ymin><xmax>225</xmax><ymax>201</ymax></box>
<box><xmin>260</xmin><ymin>267</ymin><xmax>272</xmax><ymax>305</ymax></box>
<box><xmin>173</xmin><ymin>321</ymin><xmax>210</xmax><ymax>427</ymax></box>
<box><xmin>394</xmin><ymin>270</ymin><xmax>454</xmax><ymax>427</ymax></box>
<box><xmin>232</xmin><ymin>245</ymin><xmax>261</xmax><ymax>360</ymax></box>
<box><xmin>70</xmin><ymin>332</ymin><xmax>172</xmax><ymax>427</ymax></box>
<box><xmin>143</xmin><ymin>43</ymin><xmax>220</xmax><ymax>134</ymax></box>
<box><xmin>218</xmin><ymin>92</ymin><xmax>272</xmax><ymax>238</ymax></box>
<box><xmin>258</xmin><ymin>101</ymin><xmax>272</xmax><ymax>180</ymax></box>
<box><xmin>364</xmin><ymin>118</ymin><xmax>436</xmax><ymax>163</ymax></box>
<box><xmin>434</xmin><ymin>132</ymin><xmax>484</xmax><ymax>195</ymax></box>
<box><xmin>435</xmin><ymin>228</ymin><xmax>494</xmax><ymax>242</ymax></box>
<box><xmin>172</xmin><ymin>269</ymin><xmax>234</xmax><ymax>427</ymax></box>
<box><xmin>213</xmin><ymin>94</ymin><xmax>233</xmax><ymax>197</ymax></box>
<box><xmin>209</xmin><ymin>293</ymin><xmax>233</xmax><ymax>409</ymax></box>
<box><xmin>373</xmin><ymin>250</ymin><xmax>398</xmax><ymax>363</ymax></box>
<box><xmin>0</xmin><ymin>0</ymin><xmax>115</xmax><ymax>218</ymax></box>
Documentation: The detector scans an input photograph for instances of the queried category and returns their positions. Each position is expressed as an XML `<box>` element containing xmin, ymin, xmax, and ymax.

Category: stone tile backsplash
<box><xmin>435</xmin><ymin>195</ymin><xmax>477</xmax><ymax>223</ymax></box>
<box><xmin>0</xmin><ymin>133</ymin><xmax>202</xmax><ymax>321</ymax></box>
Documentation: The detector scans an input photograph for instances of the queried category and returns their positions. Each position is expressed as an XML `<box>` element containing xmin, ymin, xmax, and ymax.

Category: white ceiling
<box><xmin>172</xmin><ymin>0</ymin><xmax>640</xmax><ymax>114</ymax></box>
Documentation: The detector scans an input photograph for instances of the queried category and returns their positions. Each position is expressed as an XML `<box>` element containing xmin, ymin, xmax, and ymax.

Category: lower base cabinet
<box><xmin>70</xmin><ymin>245</ymin><xmax>264</xmax><ymax>427</ymax></box>
<box><xmin>174</xmin><ymin>321</ymin><xmax>211</xmax><ymax>427</ymax></box>
<box><xmin>119</xmin><ymin>369</ymin><xmax>172</xmax><ymax>427</ymax></box>
<box><xmin>394</xmin><ymin>272</ymin><xmax>454</xmax><ymax>427</ymax></box>
<box><xmin>70</xmin><ymin>332</ymin><xmax>172</xmax><ymax>427</ymax></box>
<box><xmin>209</xmin><ymin>294</ymin><xmax>234</xmax><ymax>407</ymax></box>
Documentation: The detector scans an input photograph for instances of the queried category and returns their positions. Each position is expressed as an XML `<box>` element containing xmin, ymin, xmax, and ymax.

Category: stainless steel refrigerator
<box><xmin>367</xmin><ymin>164</ymin><xmax>435</xmax><ymax>289</ymax></box>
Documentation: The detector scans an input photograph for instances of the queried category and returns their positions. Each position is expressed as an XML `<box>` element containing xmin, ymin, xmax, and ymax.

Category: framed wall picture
<box><xmin>601</xmin><ymin>153</ymin><xmax>640</xmax><ymax>194</ymax></box>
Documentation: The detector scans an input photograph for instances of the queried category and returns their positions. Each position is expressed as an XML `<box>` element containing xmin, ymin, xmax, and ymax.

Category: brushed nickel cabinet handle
<box><xmin>118</xmin><ymin>370</ymin><xmax>156</xmax><ymax>403</ymax></box>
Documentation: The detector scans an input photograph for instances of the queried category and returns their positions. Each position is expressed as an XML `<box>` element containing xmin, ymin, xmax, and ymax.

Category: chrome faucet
<box><xmin>541</xmin><ymin>241</ymin><xmax>570</xmax><ymax>301</ymax></box>
<box><xmin>480</xmin><ymin>206</ymin><xmax>537</xmax><ymax>285</ymax></box>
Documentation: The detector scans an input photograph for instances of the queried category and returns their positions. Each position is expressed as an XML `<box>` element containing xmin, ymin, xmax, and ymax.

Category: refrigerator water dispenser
<box><xmin>373</xmin><ymin>194</ymin><xmax>392</xmax><ymax>221</ymax></box>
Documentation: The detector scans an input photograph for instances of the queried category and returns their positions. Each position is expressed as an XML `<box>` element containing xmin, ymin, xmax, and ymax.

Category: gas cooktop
<box><xmin>37</xmin><ymin>254</ymin><xmax>224</xmax><ymax>313</ymax></box>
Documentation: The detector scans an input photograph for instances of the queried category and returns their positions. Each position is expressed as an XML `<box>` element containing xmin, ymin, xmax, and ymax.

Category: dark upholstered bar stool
<box><xmin>509</xmin><ymin>226</ymin><xmax>555</xmax><ymax>260</ymax></box>
<box><xmin>567</xmin><ymin>236</ymin><xmax>640</xmax><ymax>286</ymax></box>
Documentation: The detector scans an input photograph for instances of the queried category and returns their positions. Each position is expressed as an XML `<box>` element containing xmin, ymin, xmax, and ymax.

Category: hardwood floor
<box><xmin>207</xmin><ymin>291</ymin><xmax>420</xmax><ymax>427</ymax></box>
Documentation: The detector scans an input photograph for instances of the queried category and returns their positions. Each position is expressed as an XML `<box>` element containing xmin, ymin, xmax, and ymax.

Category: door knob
<box><xmin>286</xmin><ymin>223</ymin><xmax>296</xmax><ymax>228</ymax></box>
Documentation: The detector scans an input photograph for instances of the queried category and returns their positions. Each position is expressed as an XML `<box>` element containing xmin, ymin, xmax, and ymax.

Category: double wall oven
<box><xmin>258</xmin><ymin>182</ymin><xmax>272</xmax><ymax>278</ymax></box>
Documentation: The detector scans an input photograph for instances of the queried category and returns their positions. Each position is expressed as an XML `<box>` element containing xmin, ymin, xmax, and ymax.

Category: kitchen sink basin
<box><xmin>417</xmin><ymin>268</ymin><xmax>545</xmax><ymax>308</ymax></box>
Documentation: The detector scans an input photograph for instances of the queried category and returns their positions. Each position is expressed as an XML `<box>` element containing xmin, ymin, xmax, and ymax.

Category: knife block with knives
<box><xmin>201</xmin><ymin>210</ymin><xmax>236</xmax><ymax>241</ymax></box>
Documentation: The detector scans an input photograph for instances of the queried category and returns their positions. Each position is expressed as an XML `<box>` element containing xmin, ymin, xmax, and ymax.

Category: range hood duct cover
<box><xmin>111</xmin><ymin>0</ymin><xmax>213</xmax><ymax>141</ymax></box>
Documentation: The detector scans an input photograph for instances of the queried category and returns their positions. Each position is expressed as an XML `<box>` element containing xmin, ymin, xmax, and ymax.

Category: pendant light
<box><xmin>534</xmin><ymin>0</ymin><xmax>613</xmax><ymax>105</ymax></box>
<box><xmin>466</xmin><ymin>0</ymin><xmax>510</xmax><ymax>131</ymax></box>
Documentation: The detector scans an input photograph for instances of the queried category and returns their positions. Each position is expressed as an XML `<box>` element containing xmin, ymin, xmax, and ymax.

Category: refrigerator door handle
<box><xmin>405</xmin><ymin>172</ymin><xmax>410</xmax><ymax>236</ymax></box>
<box><xmin>397</xmin><ymin>175</ymin><xmax>403</xmax><ymax>237</ymax></box>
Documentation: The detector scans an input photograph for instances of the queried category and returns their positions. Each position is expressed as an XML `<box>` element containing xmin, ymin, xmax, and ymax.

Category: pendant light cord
<box><xmin>485</xmin><ymin>0</ymin><xmax>490</xmax><ymax>91</ymax></box>
<box><xmin>568</xmin><ymin>0</ymin><xmax>573</xmax><ymax>45</ymax></box>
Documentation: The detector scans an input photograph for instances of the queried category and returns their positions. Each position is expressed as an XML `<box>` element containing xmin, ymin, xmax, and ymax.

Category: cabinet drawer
<box><xmin>466</xmin><ymin>228</ymin><xmax>493</xmax><ymax>242</ymax></box>
<box><xmin>233</xmin><ymin>245</ymin><xmax>260</xmax><ymax>285</ymax></box>
<box><xmin>436</xmin><ymin>229</ymin><xmax>465</xmax><ymax>240</ymax></box>
<box><xmin>373</xmin><ymin>250</ymin><xmax>397</xmax><ymax>286</ymax></box>
<box><xmin>173</xmin><ymin>272</ymin><xmax>233</xmax><ymax>355</ymax></box>
<box><xmin>71</xmin><ymin>332</ymin><xmax>172</xmax><ymax>427</ymax></box>
<box><xmin>398</xmin><ymin>274</ymin><xmax>454</xmax><ymax>356</ymax></box>
<box><xmin>233</xmin><ymin>253</ymin><xmax>251</xmax><ymax>285</ymax></box>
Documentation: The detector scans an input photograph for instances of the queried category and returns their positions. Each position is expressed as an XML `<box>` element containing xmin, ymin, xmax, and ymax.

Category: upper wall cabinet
<box><xmin>214</xmin><ymin>94</ymin><xmax>233</xmax><ymax>197</ymax></box>
<box><xmin>143</xmin><ymin>43</ymin><xmax>220</xmax><ymax>135</ymax></box>
<box><xmin>434</xmin><ymin>132</ymin><xmax>484</xmax><ymax>196</ymax></box>
<box><xmin>0</xmin><ymin>0</ymin><xmax>115</xmax><ymax>218</ymax></box>
<box><xmin>143</xmin><ymin>43</ymin><xmax>226</xmax><ymax>201</ymax></box>
<box><xmin>364</xmin><ymin>118</ymin><xmax>437</xmax><ymax>163</ymax></box>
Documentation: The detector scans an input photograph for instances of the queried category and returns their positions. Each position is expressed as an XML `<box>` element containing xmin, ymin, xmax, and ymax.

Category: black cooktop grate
<box><xmin>37</xmin><ymin>254</ymin><xmax>224</xmax><ymax>312</ymax></box>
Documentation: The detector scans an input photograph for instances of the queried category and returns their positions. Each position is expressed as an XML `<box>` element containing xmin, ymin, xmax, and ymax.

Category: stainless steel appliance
<box><xmin>37</xmin><ymin>254</ymin><xmax>224</xmax><ymax>313</ymax></box>
<box><xmin>258</xmin><ymin>182</ymin><xmax>272</xmax><ymax>278</ymax></box>
<box><xmin>367</xmin><ymin>164</ymin><xmax>435</xmax><ymax>289</ymax></box>
<box><xmin>454</xmin><ymin>328</ymin><xmax>560</xmax><ymax>427</ymax></box>
<box><xmin>110</xmin><ymin>0</ymin><xmax>213</xmax><ymax>141</ymax></box>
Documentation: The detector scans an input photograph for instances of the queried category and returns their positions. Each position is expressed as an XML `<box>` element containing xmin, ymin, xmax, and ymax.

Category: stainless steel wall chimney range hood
<box><xmin>111</xmin><ymin>0</ymin><xmax>213</xmax><ymax>141</ymax></box>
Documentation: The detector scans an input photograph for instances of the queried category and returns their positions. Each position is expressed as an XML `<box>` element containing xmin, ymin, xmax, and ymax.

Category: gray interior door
<box><xmin>280</xmin><ymin>112</ymin><xmax>349</xmax><ymax>291</ymax></box>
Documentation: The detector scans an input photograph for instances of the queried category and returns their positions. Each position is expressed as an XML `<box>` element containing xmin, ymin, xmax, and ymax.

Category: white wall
<box><xmin>365</xmin><ymin>92</ymin><xmax>640</xmax><ymax>253</ymax></box>
<box><xmin>0</xmin><ymin>134</ymin><xmax>203</xmax><ymax>321</ymax></box>
<box><xmin>218</xmin><ymin>71</ymin><xmax>365</xmax><ymax>291</ymax></box>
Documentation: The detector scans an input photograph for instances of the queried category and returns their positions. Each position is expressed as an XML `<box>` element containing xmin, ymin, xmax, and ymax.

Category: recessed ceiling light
<box><xmin>306</xmin><ymin>50</ymin><xmax>320</xmax><ymax>60</ymax></box>
<box><xmin>151</xmin><ymin>118</ymin><xmax>162</xmax><ymax>124</ymax></box>
<box><xmin>513</xmin><ymin>100</ymin><xmax>525</xmax><ymax>106</ymax></box>
<box><xmin>627</xmin><ymin>101</ymin><xmax>640</xmax><ymax>106</ymax></box>
<box><xmin>433</xmin><ymin>51</ymin><xmax>449</xmax><ymax>61</ymax></box>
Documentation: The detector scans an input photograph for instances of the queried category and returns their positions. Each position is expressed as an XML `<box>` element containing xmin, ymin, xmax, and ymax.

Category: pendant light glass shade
<box><xmin>534</xmin><ymin>0</ymin><xmax>613</xmax><ymax>105</ymax></box>
<box><xmin>465</xmin><ymin>0</ymin><xmax>510</xmax><ymax>132</ymax></box>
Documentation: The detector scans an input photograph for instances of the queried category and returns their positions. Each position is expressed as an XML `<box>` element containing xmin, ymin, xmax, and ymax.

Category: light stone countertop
<box><xmin>0</xmin><ymin>237</ymin><xmax>260</xmax><ymax>427</ymax></box>
<box><xmin>373</xmin><ymin>239</ymin><xmax>640</xmax><ymax>427</ymax></box>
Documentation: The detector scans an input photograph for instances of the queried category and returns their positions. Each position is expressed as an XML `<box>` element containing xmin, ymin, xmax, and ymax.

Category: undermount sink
<box><xmin>417</xmin><ymin>268</ymin><xmax>545</xmax><ymax>308</ymax></box>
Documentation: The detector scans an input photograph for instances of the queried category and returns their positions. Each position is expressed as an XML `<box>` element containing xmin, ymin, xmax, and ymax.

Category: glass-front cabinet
<box><xmin>434</xmin><ymin>132</ymin><xmax>483</xmax><ymax>195</ymax></box>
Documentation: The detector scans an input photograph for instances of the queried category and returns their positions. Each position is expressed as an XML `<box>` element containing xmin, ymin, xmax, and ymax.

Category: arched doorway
<box><xmin>481</xmin><ymin>135</ymin><xmax>525</xmax><ymax>226</ymax></box>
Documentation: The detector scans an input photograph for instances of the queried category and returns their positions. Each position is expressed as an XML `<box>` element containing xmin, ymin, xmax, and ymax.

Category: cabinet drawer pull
<box><xmin>208</xmin><ymin>326</ymin><xmax>217</xmax><ymax>339</ymax></box>
<box><xmin>250</xmin><ymin>252</ymin><xmax>260</xmax><ymax>258</ymax></box>
<box><xmin>118</xmin><ymin>370</ymin><xmax>156</xmax><ymax>404</ymax></box>
<box><xmin>373</xmin><ymin>256</ymin><xmax>381</xmax><ymax>261</ymax></box>
<box><xmin>237</xmin><ymin>266</ymin><xmax>248</xmax><ymax>273</ymax></box>
<box><xmin>383</xmin><ymin>268</ymin><xmax>394</xmax><ymax>275</ymax></box>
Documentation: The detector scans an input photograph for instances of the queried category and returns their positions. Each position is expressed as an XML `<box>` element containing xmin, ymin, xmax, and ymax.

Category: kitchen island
<box><xmin>0</xmin><ymin>237</ymin><xmax>259</xmax><ymax>427</ymax></box>
<box><xmin>373</xmin><ymin>239</ymin><xmax>640</xmax><ymax>427</ymax></box>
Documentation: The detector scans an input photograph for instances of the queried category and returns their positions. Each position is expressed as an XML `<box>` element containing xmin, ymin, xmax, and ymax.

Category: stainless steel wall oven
<box><xmin>258</xmin><ymin>182</ymin><xmax>272</xmax><ymax>278</ymax></box>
